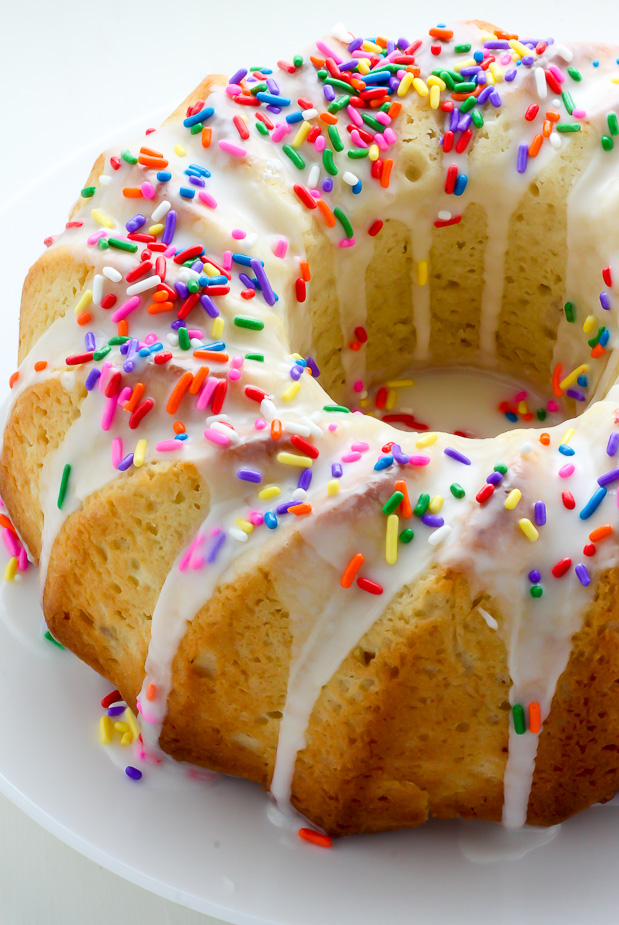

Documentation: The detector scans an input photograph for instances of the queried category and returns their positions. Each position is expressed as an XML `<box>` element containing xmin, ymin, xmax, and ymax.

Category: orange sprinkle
<box><xmin>77</xmin><ymin>311</ymin><xmax>92</xmax><ymax>326</ymax></box>
<box><xmin>551</xmin><ymin>363</ymin><xmax>564</xmax><ymax>398</ymax></box>
<box><xmin>299</xmin><ymin>260</ymin><xmax>311</xmax><ymax>281</ymax></box>
<box><xmin>291</xmin><ymin>503</ymin><xmax>312</xmax><ymax>516</ymax></box>
<box><xmin>193</xmin><ymin>350</ymin><xmax>229</xmax><ymax>363</ymax></box>
<box><xmin>124</xmin><ymin>382</ymin><xmax>145</xmax><ymax>413</ymax></box>
<box><xmin>542</xmin><ymin>119</ymin><xmax>553</xmax><ymax>138</ymax></box>
<box><xmin>140</xmin><ymin>146</ymin><xmax>164</xmax><ymax>158</ymax></box>
<box><xmin>298</xmin><ymin>828</ymin><xmax>332</xmax><ymax>848</ymax></box>
<box><xmin>380</xmin><ymin>159</ymin><xmax>393</xmax><ymax>189</ymax></box>
<box><xmin>118</xmin><ymin>320</ymin><xmax>129</xmax><ymax>337</ymax></box>
<box><xmin>173</xmin><ymin>421</ymin><xmax>186</xmax><ymax>434</ymax></box>
<box><xmin>375</xmin><ymin>35</ymin><xmax>388</xmax><ymax>48</ymax></box>
<box><xmin>270</xmin><ymin>419</ymin><xmax>282</xmax><ymax>440</ymax></box>
<box><xmin>528</xmin><ymin>702</ymin><xmax>541</xmax><ymax>735</ymax></box>
<box><xmin>316</xmin><ymin>198</ymin><xmax>336</xmax><ymax>228</ymax></box>
<box><xmin>528</xmin><ymin>134</ymin><xmax>543</xmax><ymax>157</ymax></box>
<box><xmin>33</xmin><ymin>361</ymin><xmax>48</xmax><ymax>372</ymax></box>
<box><xmin>152</xmin><ymin>289</ymin><xmax>170</xmax><ymax>303</ymax></box>
<box><xmin>341</xmin><ymin>552</ymin><xmax>365</xmax><ymax>589</ymax></box>
<box><xmin>137</xmin><ymin>155</ymin><xmax>169</xmax><ymax>169</ymax></box>
<box><xmin>320</xmin><ymin>111</ymin><xmax>338</xmax><ymax>125</ymax></box>
<box><xmin>350</xmin><ymin>77</ymin><xmax>365</xmax><ymax>92</ymax></box>
<box><xmin>8</xmin><ymin>371</ymin><xmax>19</xmax><ymax>389</ymax></box>
<box><xmin>147</xmin><ymin>300</ymin><xmax>174</xmax><ymax>314</ymax></box>
<box><xmin>395</xmin><ymin>480</ymin><xmax>412</xmax><ymax>519</ymax></box>
<box><xmin>545</xmin><ymin>109</ymin><xmax>561</xmax><ymax>122</ymax></box>
<box><xmin>591</xmin><ymin>344</ymin><xmax>606</xmax><ymax>359</ymax></box>
<box><xmin>429</xmin><ymin>26</ymin><xmax>454</xmax><ymax>40</ymax></box>
<box><xmin>145</xmin><ymin>682</ymin><xmax>157</xmax><ymax>701</ymax></box>
<box><xmin>166</xmin><ymin>372</ymin><xmax>193</xmax><ymax>415</ymax></box>
<box><xmin>496</xmin><ymin>30</ymin><xmax>518</xmax><ymax>40</ymax></box>
<box><xmin>452</xmin><ymin>85</ymin><xmax>481</xmax><ymax>102</ymax></box>
<box><xmin>310</xmin><ymin>55</ymin><xmax>325</xmax><ymax>68</ymax></box>
<box><xmin>540</xmin><ymin>432</ymin><xmax>551</xmax><ymax>446</ymax></box>
<box><xmin>201</xmin><ymin>126</ymin><xmax>212</xmax><ymax>148</ymax></box>
<box><xmin>388</xmin><ymin>101</ymin><xmax>402</xmax><ymax>119</ymax></box>
<box><xmin>589</xmin><ymin>524</ymin><xmax>613</xmax><ymax>542</ymax></box>
<box><xmin>189</xmin><ymin>366</ymin><xmax>209</xmax><ymax>395</ymax></box>
<box><xmin>0</xmin><ymin>514</ymin><xmax>18</xmax><ymax>535</ymax></box>
<box><xmin>122</xmin><ymin>187</ymin><xmax>143</xmax><ymax>198</ymax></box>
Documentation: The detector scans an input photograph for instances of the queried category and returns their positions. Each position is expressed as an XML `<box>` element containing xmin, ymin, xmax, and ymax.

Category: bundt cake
<box><xmin>4</xmin><ymin>19</ymin><xmax>619</xmax><ymax>837</ymax></box>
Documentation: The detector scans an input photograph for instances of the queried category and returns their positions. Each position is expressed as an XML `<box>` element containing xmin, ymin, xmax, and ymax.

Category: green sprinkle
<box><xmin>399</xmin><ymin>528</ymin><xmax>415</xmax><ymax>544</ymax></box>
<box><xmin>459</xmin><ymin>94</ymin><xmax>477</xmax><ymax>114</ymax></box>
<box><xmin>108</xmin><ymin>336</ymin><xmax>130</xmax><ymax>346</ymax></box>
<box><xmin>361</xmin><ymin>113</ymin><xmax>382</xmax><ymax>132</ymax></box>
<box><xmin>250</xmin><ymin>82</ymin><xmax>268</xmax><ymax>95</ymax></box>
<box><xmin>588</xmin><ymin>326</ymin><xmax>605</xmax><ymax>348</ymax></box>
<box><xmin>450</xmin><ymin>483</ymin><xmax>465</xmax><ymax>499</ymax></box>
<box><xmin>121</xmin><ymin>149</ymin><xmax>138</xmax><ymax>165</ymax></box>
<box><xmin>564</xmin><ymin>301</ymin><xmax>576</xmax><ymax>322</ymax></box>
<box><xmin>323</xmin><ymin>404</ymin><xmax>350</xmax><ymax>413</ymax></box>
<box><xmin>602</xmin><ymin>135</ymin><xmax>614</xmax><ymax>151</ymax></box>
<box><xmin>333</xmin><ymin>207</ymin><xmax>353</xmax><ymax>239</ymax></box>
<box><xmin>323</xmin><ymin>148</ymin><xmax>338</xmax><ymax>175</ymax></box>
<box><xmin>347</xmin><ymin>148</ymin><xmax>369</xmax><ymax>159</ymax></box>
<box><xmin>438</xmin><ymin>69</ymin><xmax>456</xmax><ymax>90</ymax></box>
<box><xmin>58</xmin><ymin>464</ymin><xmax>71</xmax><ymax>510</ymax></box>
<box><xmin>234</xmin><ymin>316</ymin><xmax>264</xmax><ymax>331</ymax></box>
<box><xmin>178</xmin><ymin>327</ymin><xmax>191</xmax><ymax>350</ymax></box>
<box><xmin>81</xmin><ymin>186</ymin><xmax>96</xmax><ymax>198</ymax></box>
<box><xmin>327</xmin><ymin>124</ymin><xmax>344</xmax><ymax>152</ymax></box>
<box><xmin>93</xmin><ymin>345</ymin><xmax>112</xmax><ymax>361</ymax></box>
<box><xmin>324</xmin><ymin>77</ymin><xmax>356</xmax><ymax>94</ymax></box>
<box><xmin>608</xmin><ymin>112</ymin><xmax>619</xmax><ymax>136</ymax></box>
<box><xmin>562</xmin><ymin>91</ymin><xmax>575</xmax><ymax>115</ymax></box>
<box><xmin>282</xmin><ymin>144</ymin><xmax>305</xmax><ymax>169</ymax></box>
<box><xmin>536</xmin><ymin>408</ymin><xmax>547</xmax><ymax>421</ymax></box>
<box><xmin>454</xmin><ymin>43</ymin><xmax>471</xmax><ymax>53</ymax></box>
<box><xmin>97</xmin><ymin>238</ymin><xmax>110</xmax><ymax>250</ymax></box>
<box><xmin>44</xmin><ymin>630</ymin><xmax>65</xmax><ymax>650</ymax></box>
<box><xmin>187</xmin><ymin>278</ymin><xmax>200</xmax><ymax>293</ymax></box>
<box><xmin>327</xmin><ymin>94</ymin><xmax>351</xmax><ymax>114</ymax></box>
<box><xmin>190</xmin><ymin>123</ymin><xmax>203</xmax><ymax>135</ymax></box>
<box><xmin>530</xmin><ymin>585</ymin><xmax>543</xmax><ymax>598</ymax></box>
<box><xmin>382</xmin><ymin>491</ymin><xmax>404</xmax><ymax>515</ymax></box>
<box><xmin>512</xmin><ymin>704</ymin><xmax>526</xmax><ymax>734</ymax></box>
<box><xmin>453</xmin><ymin>80</ymin><xmax>476</xmax><ymax>93</ymax></box>
<box><xmin>414</xmin><ymin>493</ymin><xmax>430</xmax><ymax>517</ymax></box>
<box><xmin>293</xmin><ymin>55</ymin><xmax>303</xmax><ymax>68</ymax></box>
<box><xmin>567</xmin><ymin>66</ymin><xmax>582</xmax><ymax>81</ymax></box>
<box><xmin>245</xmin><ymin>352</ymin><xmax>264</xmax><ymax>362</ymax></box>
<box><xmin>556</xmin><ymin>123</ymin><xmax>581</xmax><ymax>133</ymax></box>
<box><xmin>470</xmin><ymin>110</ymin><xmax>484</xmax><ymax>128</ymax></box>
<box><xmin>494</xmin><ymin>463</ymin><xmax>508</xmax><ymax>475</ymax></box>
<box><xmin>256</xmin><ymin>122</ymin><xmax>269</xmax><ymax>136</ymax></box>
<box><xmin>108</xmin><ymin>238</ymin><xmax>138</xmax><ymax>253</ymax></box>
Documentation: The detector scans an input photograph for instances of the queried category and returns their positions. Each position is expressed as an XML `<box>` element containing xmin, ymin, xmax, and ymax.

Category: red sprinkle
<box><xmin>66</xmin><ymin>352</ymin><xmax>94</xmax><ymax>366</ymax></box>
<box><xmin>525</xmin><ymin>103</ymin><xmax>540</xmax><ymax>121</ymax></box>
<box><xmin>603</xmin><ymin>266</ymin><xmax>613</xmax><ymax>287</ymax></box>
<box><xmin>101</xmin><ymin>294</ymin><xmax>117</xmax><ymax>310</ymax></box>
<box><xmin>583</xmin><ymin>543</ymin><xmax>596</xmax><ymax>557</ymax></box>
<box><xmin>101</xmin><ymin>689</ymin><xmax>122</xmax><ymax>708</ymax></box>
<box><xmin>295</xmin><ymin>278</ymin><xmax>307</xmax><ymax>302</ymax></box>
<box><xmin>293</xmin><ymin>184</ymin><xmax>317</xmax><ymax>210</ymax></box>
<box><xmin>244</xmin><ymin>386</ymin><xmax>268</xmax><ymax>403</ymax></box>
<box><xmin>357</xmin><ymin>577</ymin><xmax>383</xmax><ymax>595</ymax></box>
<box><xmin>298</xmin><ymin>828</ymin><xmax>332</xmax><ymax>848</ymax></box>
<box><xmin>552</xmin><ymin>557</ymin><xmax>572</xmax><ymax>578</ymax></box>
<box><xmin>291</xmin><ymin>435</ymin><xmax>319</xmax><ymax>459</ymax></box>
<box><xmin>126</xmin><ymin>261</ymin><xmax>152</xmax><ymax>283</ymax></box>
<box><xmin>211</xmin><ymin>379</ymin><xmax>228</xmax><ymax>415</ymax></box>
<box><xmin>129</xmin><ymin>398</ymin><xmax>155</xmax><ymax>429</ymax></box>
<box><xmin>476</xmin><ymin>483</ymin><xmax>494</xmax><ymax>504</ymax></box>
<box><xmin>561</xmin><ymin>491</ymin><xmax>575</xmax><ymax>510</ymax></box>
<box><xmin>174</xmin><ymin>245</ymin><xmax>204</xmax><ymax>265</ymax></box>
<box><xmin>368</xmin><ymin>219</ymin><xmax>383</xmax><ymax>237</ymax></box>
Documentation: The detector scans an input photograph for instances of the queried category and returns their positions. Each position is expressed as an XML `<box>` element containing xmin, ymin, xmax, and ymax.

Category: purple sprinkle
<box><xmin>606</xmin><ymin>433</ymin><xmax>619</xmax><ymax>456</ymax></box>
<box><xmin>237</xmin><ymin>468</ymin><xmax>262</xmax><ymax>483</ymax></box>
<box><xmin>250</xmin><ymin>258</ymin><xmax>276</xmax><ymax>306</ymax></box>
<box><xmin>290</xmin><ymin>366</ymin><xmax>303</xmax><ymax>380</ymax></box>
<box><xmin>206</xmin><ymin>531</ymin><xmax>226</xmax><ymax>563</ymax></box>
<box><xmin>174</xmin><ymin>280</ymin><xmax>189</xmax><ymax>300</ymax></box>
<box><xmin>189</xmin><ymin>175</ymin><xmax>205</xmax><ymax>187</ymax></box>
<box><xmin>276</xmin><ymin>501</ymin><xmax>296</xmax><ymax>515</ymax></box>
<box><xmin>200</xmin><ymin>294</ymin><xmax>219</xmax><ymax>318</ymax></box>
<box><xmin>397</xmin><ymin>37</ymin><xmax>409</xmax><ymax>50</ymax></box>
<box><xmin>107</xmin><ymin>705</ymin><xmax>126</xmax><ymax>717</ymax></box>
<box><xmin>298</xmin><ymin>469</ymin><xmax>312</xmax><ymax>491</ymax></box>
<box><xmin>229</xmin><ymin>68</ymin><xmax>247</xmax><ymax>86</ymax></box>
<box><xmin>387</xmin><ymin>40</ymin><xmax>396</xmax><ymax>54</ymax></box>
<box><xmin>449</xmin><ymin>108</ymin><xmax>459</xmax><ymax>132</ymax></box>
<box><xmin>486</xmin><ymin>470</ymin><xmax>503</xmax><ymax>485</ymax></box>
<box><xmin>348</xmin><ymin>37</ymin><xmax>364</xmax><ymax>52</ymax></box>
<box><xmin>85</xmin><ymin>368</ymin><xmax>101</xmax><ymax>391</ymax></box>
<box><xmin>238</xmin><ymin>273</ymin><xmax>256</xmax><ymax>289</ymax></box>
<box><xmin>517</xmin><ymin>143</ymin><xmax>528</xmax><ymax>174</ymax></box>
<box><xmin>566</xmin><ymin>389</ymin><xmax>586</xmax><ymax>402</ymax></box>
<box><xmin>322</xmin><ymin>178</ymin><xmax>334</xmax><ymax>193</ymax></box>
<box><xmin>457</xmin><ymin>114</ymin><xmax>472</xmax><ymax>132</ymax></box>
<box><xmin>323</xmin><ymin>85</ymin><xmax>336</xmax><ymax>102</ymax></box>
<box><xmin>422</xmin><ymin>514</ymin><xmax>444</xmax><ymax>528</ymax></box>
<box><xmin>391</xmin><ymin>444</ymin><xmax>410</xmax><ymax>465</ymax></box>
<box><xmin>484</xmin><ymin>40</ymin><xmax>510</xmax><ymax>48</ymax></box>
<box><xmin>161</xmin><ymin>209</ymin><xmax>177</xmax><ymax>246</ymax></box>
<box><xmin>266</xmin><ymin>77</ymin><xmax>280</xmax><ymax>94</ymax></box>
<box><xmin>459</xmin><ymin>66</ymin><xmax>481</xmax><ymax>77</ymax></box>
<box><xmin>534</xmin><ymin>500</ymin><xmax>547</xmax><ymax>526</ymax></box>
<box><xmin>575</xmin><ymin>563</ymin><xmax>591</xmax><ymax>587</ymax></box>
<box><xmin>266</xmin><ymin>105</ymin><xmax>281</xmax><ymax>115</ymax></box>
<box><xmin>505</xmin><ymin>68</ymin><xmax>518</xmax><ymax>82</ymax></box>
<box><xmin>126</xmin><ymin>213</ymin><xmax>146</xmax><ymax>233</ymax></box>
<box><xmin>306</xmin><ymin>356</ymin><xmax>320</xmax><ymax>377</ymax></box>
<box><xmin>489</xmin><ymin>91</ymin><xmax>502</xmax><ymax>108</ymax></box>
<box><xmin>118</xmin><ymin>453</ymin><xmax>134</xmax><ymax>471</ymax></box>
<box><xmin>444</xmin><ymin>447</ymin><xmax>471</xmax><ymax>465</ymax></box>
<box><xmin>521</xmin><ymin>55</ymin><xmax>535</xmax><ymax>67</ymax></box>
<box><xmin>170</xmin><ymin>319</ymin><xmax>186</xmax><ymax>331</ymax></box>
<box><xmin>125</xmin><ymin>766</ymin><xmax>143</xmax><ymax>781</ymax></box>
<box><xmin>597</xmin><ymin>467</ymin><xmax>619</xmax><ymax>486</ymax></box>
<box><xmin>477</xmin><ymin>70</ymin><xmax>487</xmax><ymax>86</ymax></box>
<box><xmin>332</xmin><ymin>463</ymin><xmax>343</xmax><ymax>478</ymax></box>
<box><xmin>600</xmin><ymin>291</ymin><xmax>611</xmax><ymax>310</ymax></box>
<box><xmin>528</xmin><ymin>569</ymin><xmax>541</xmax><ymax>583</ymax></box>
<box><xmin>389</xmin><ymin>76</ymin><xmax>400</xmax><ymax>93</ymax></box>
<box><xmin>123</xmin><ymin>360</ymin><xmax>135</xmax><ymax>374</ymax></box>
<box><xmin>477</xmin><ymin>85</ymin><xmax>493</xmax><ymax>105</ymax></box>
<box><xmin>339</xmin><ymin>60</ymin><xmax>358</xmax><ymax>72</ymax></box>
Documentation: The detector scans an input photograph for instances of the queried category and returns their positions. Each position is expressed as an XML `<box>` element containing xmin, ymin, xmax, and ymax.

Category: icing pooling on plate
<box><xmin>5</xmin><ymin>20</ymin><xmax>619</xmax><ymax>833</ymax></box>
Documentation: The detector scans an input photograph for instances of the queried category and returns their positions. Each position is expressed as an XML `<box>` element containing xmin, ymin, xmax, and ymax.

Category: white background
<box><xmin>1</xmin><ymin>1</ymin><xmax>617</xmax><ymax>923</ymax></box>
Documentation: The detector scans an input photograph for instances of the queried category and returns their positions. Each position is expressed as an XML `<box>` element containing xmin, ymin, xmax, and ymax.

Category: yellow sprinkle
<box><xmin>359</xmin><ymin>397</ymin><xmax>370</xmax><ymax>408</ymax></box>
<box><xmin>99</xmin><ymin>715</ymin><xmax>114</xmax><ymax>745</ymax></box>
<box><xmin>212</xmin><ymin>317</ymin><xmax>224</xmax><ymax>338</ymax></box>
<box><xmin>519</xmin><ymin>518</ymin><xmax>539</xmax><ymax>542</ymax></box>
<box><xmin>362</xmin><ymin>40</ymin><xmax>382</xmax><ymax>53</ymax></box>
<box><xmin>386</xmin><ymin>513</ymin><xmax>399</xmax><ymax>565</ymax></box>
<box><xmin>454</xmin><ymin>57</ymin><xmax>476</xmax><ymax>72</ymax></box>
<box><xmin>415</xmin><ymin>432</ymin><xmax>437</xmax><ymax>448</ymax></box>
<box><xmin>417</xmin><ymin>260</ymin><xmax>428</xmax><ymax>286</ymax></box>
<box><xmin>201</xmin><ymin>262</ymin><xmax>221</xmax><ymax>277</ymax></box>
<box><xmin>258</xmin><ymin>485</ymin><xmax>281</xmax><ymax>500</ymax></box>
<box><xmin>292</xmin><ymin>121</ymin><xmax>311</xmax><ymax>148</ymax></box>
<box><xmin>133</xmin><ymin>438</ymin><xmax>147</xmax><ymax>468</ymax></box>
<box><xmin>429</xmin><ymin>495</ymin><xmax>443</xmax><ymax>514</ymax></box>
<box><xmin>4</xmin><ymin>557</ymin><xmax>17</xmax><ymax>581</ymax></box>
<box><xmin>277</xmin><ymin>452</ymin><xmax>313</xmax><ymax>468</ymax></box>
<box><xmin>120</xmin><ymin>732</ymin><xmax>133</xmax><ymax>747</ymax></box>
<box><xmin>387</xmin><ymin>379</ymin><xmax>414</xmax><ymax>389</ymax></box>
<box><xmin>385</xmin><ymin>389</ymin><xmax>397</xmax><ymax>411</ymax></box>
<box><xmin>174</xmin><ymin>144</ymin><xmax>187</xmax><ymax>157</ymax></box>
<box><xmin>583</xmin><ymin>314</ymin><xmax>596</xmax><ymax>333</ymax></box>
<box><xmin>505</xmin><ymin>489</ymin><xmax>522</xmax><ymax>510</ymax></box>
<box><xmin>114</xmin><ymin>721</ymin><xmax>130</xmax><ymax>734</ymax></box>
<box><xmin>368</xmin><ymin>144</ymin><xmax>380</xmax><ymax>161</ymax></box>
<box><xmin>124</xmin><ymin>708</ymin><xmax>139</xmax><ymax>740</ymax></box>
<box><xmin>397</xmin><ymin>72</ymin><xmax>414</xmax><ymax>97</ymax></box>
<box><xmin>559</xmin><ymin>365</ymin><xmax>588</xmax><ymax>391</ymax></box>
<box><xmin>517</xmin><ymin>400</ymin><xmax>528</xmax><ymax>415</ymax></box>
<box><xmin>427</xmin><ymin>75</ymin><xmax>446</xmax><ymax>90</ymax></box>
<box><xmin>148</xmin><ymin>223</ymin><xmax>165</xmax><ymax>236</ymax></box>
<box><xmin>357</xmin><ymin>59</ymin><xmax>371</xmax><ymax>75</ymax></box>
<box><xmin>488</xmin><ymin>62</ymin><xmax>503</xmax><ymax>82</ymax></box>
<box><xmin>327</xmin><ymin>479</ymin><xmax>340</xmax><ymax>496</ymax></box>
<box><xmin>282</xmin><ymin>380</ymin><xmax>301</xmax><ymax>401</ymax></box>
<box><xmin>74</xmin><ymin>289</ymin><xmax>93</xmax><ymax>315</ymax></box>
<box><xmin>612</xmin><ymin>76</ymin><xmax>619</xmax><ymax>85</ymax></box>
<box><xmin>561</xmin><ymin>427</ymin><xmax>576</xmax><ymax>445</ymax></box>
<box><xmin>237</xmin><ymin>518</ymin><xmax>254</xmax><ymax>534</ymax></box>
<box><xmin>412</xmin><ymin>77</ymin><xmax>429</xmax><ymax>97</ymax></box>
<box><xmin>291</xmin><ymin>352</ymin><xmax>304</xmax><ymax>360</ymax></box>
<box><xmin>509</xmin><ymin>39</ymin><xmax>530</xmax><ymax>58</ymax></box>
<box><xmin>91</xmin><ymin>208</ymin><xmax>115</xmax><ymax>228</ymax></box>
<box><xmin>429</xmin><ymin>84</ymin><xmax>441</xmax><ymax>110</ymax></box>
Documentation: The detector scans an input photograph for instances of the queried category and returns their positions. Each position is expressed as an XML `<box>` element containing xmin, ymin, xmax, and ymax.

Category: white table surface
<box><xmin>1</xmin><ymin>1</ymin><xmax>616</xmax><ymax>922</ymax></box>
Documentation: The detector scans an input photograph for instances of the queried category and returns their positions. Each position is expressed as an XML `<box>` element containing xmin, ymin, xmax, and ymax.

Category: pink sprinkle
<box><xmin>222</xmin><ymin>250</ymin><xmax>233</xmax><ymax>271</ymax></box>
<box><xmin>101</xmin><ymin>394</ymin><xmax>117</xmax><ymax>431</ymax></box>
<box><xmin>273</xmin><ymin>238</ymin><xmax>289</xmax><ymax>258</ymax></box>
<box><xmin>339</xmin><ymin>237</ymin><xmax>356</xmax><ymax>248</ymax></box>
<box><xmin>141</xmin><ymin>181</ymin><xmax>155</xmax><ymax>199</ymax></box>
<box><xmin>163</xmin><ymin>245</ymin><xmax>177</xmax><ymax>258</ymax></box>
<box><xmin>353</xmin><ymin>380</ymin><xmax>364</xmax><ymax>393</ymax></box>
<box><xmin>144</xmin><ymin>332</ymin><xmax>157</xmax><ymax>345</ymax></box>
<box><xmin>156</xmin><ymin>440</ymin><xmax>182</xmax><ymax>452</ymax></box>
<box><xmin>218</xmin><ymin>139</ymin><xmax>247</xmax><ymax>157</ymax></box>
<box><xmin>374</xmin><ymin>133</ymin><xmax>388</xmax><ymax>151</ymax></box>
<box><xmin>2</xmin><ymin>529</ymin><xmax>20</xmax><ymax>558</ymax></box>
<box><xmin>112</xmin><ymin>437</ymin><xmax>123</xmax><ymax>469</ymax></box>
<box><xmin>254</xmin><ymin>418</ymin><xmax>267</xmax><ymax>430</ymax></box>
<box><xmin>314</xmin><ymin>134</ymin><xmax>326</xmax><ymax>153</ymax></box>
<box><xmin>272</xmin><ymin>123</ymin><xmax>290</xmax><ymax>143</ymax></box>
<box><xmin>226</xmin><ymin>83</ymin><xmax>242</xmax><ymax>96</ymax></box>
<box><xmin>409</xmin><ymin>455</ymin><xmax>431</xmax><ymax>466</ymax></box>
<box><xmin>500</xmin><ymin>53</ymin><xmax>512</xmax><ymax>65</ymax></box>
<box><xmin>98</xmin><ymin>361</ymin><xmax>113</xmax><ymax>393</ymax></box>
<box><xmin>17</xmin><ymin>547</ymin><xmax>28</xmax><ymax>572</ymax></box>
<box><xmin>559</xmin><ymin>464</ymin><xmax>575</xmax><ymax>478</ymax></box>
<box><xmin>111</xmin><ymin>295</ymin><xmax>141</xmax><ymax>323</ymax></box>
<box><xmin>179</xmin><ymin>534</ymin><xmax>204</xmax><ymax>572</ymax></box>
<box><xmin>342</xmin><ymin>451</ymin><xmax>362</xmax><ymax>463</ymax></box>
<box><xmin>328</xmin><ymin>423</ymin><xmax>338</xmax><ymax>432</ymax></box>
<box><xmin>197</xmin><ymin>377</ymin><xmax>218</xmax><ymax>411</ymax></box>
<box><xmin>204</xmin><ymin>427</ymin><xmax>230</xmax><ymax>445</ymax></box>
<box><xmin>231</xmin><ymin>229</ymin><xmax>246</xmax><ymax>240</ymax></box>
<box><xmin>515</xmin><ymin>390</ymin><xmax>527</xmax><ymax>402</ymax></box>
<box><xmin>87</xmin><ymin>230</ymin><xmax>106</xmax><ymax>245</ymax></box>
<box><xmin>572</xmin><ymin>108</ymin><xmax>586</xmax><ymax>119</ymax></box>
<box><xmin>198</xmin><ymin>190</ymin><xmax>217</xmax><ymax>209</ymax></box>
<box><xmin>188</xmin><ymin>328</ymin><xmax>203</xmax><ymax>340</ymax></box>
<box><xmin>384</xmin><ymin>127</ymin><xmax>397</xmax><ymax>145</ymax></box>
<box><xmin>347</xmin><ymin>104</ymin><xmax>363</xmax><ymax>127</ymax></box>
<box><xmin>351</xmin><ymin>129</ymin><xmax>368</xmax><ymax>149</ymax></box>
<box><xmin>117</xmin><ymin>386</ymin><xmax>132</xmax><ymax>406</ymax></box>
<box><xmin>547</xmin><ymin>399</ymin><xmax>559</xmax><ymax>412</ymax></box>
<box><xmin>228</xmin><ymin>369</ymin><xmax>241</xmax><ymax>381</ymax></box>
<box><xmin>316</xmin><ymin>40</ymin><xmax>342</xmax><ymax>64</ymax></box>
<box><xmin>547</xmin><ymin>64</ymin><xmax>565</xmax><ymax>83</ymax></box>
<box><xmin>248</xmin><ymin>511</ymin><xmax>263</xmax><ymax>526</ymax></box>
<box><xmin>231</xmin><ymin>355</ymin><xmax>244</xmax><ymax>368</ymax></box>
<box><xmin>310</xmin><ymin>188</ymin><xmax>321</xmax><ymax>199</ymax></box>
<box><xmin>351</xmin><ymin>442</ymin><xmax>369</xmax><ymax>452</ymax></box>
<box><xmin>374</xmin><ymin>111</ymin><xmax>391</xmax><ymax>126</ymax></box>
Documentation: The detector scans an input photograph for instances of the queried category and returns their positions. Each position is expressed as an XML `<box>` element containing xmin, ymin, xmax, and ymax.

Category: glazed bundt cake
<box><xmin>4</xmin><ymin>20</ymin><xmax>619</xmax><ymax>837</ymax></box>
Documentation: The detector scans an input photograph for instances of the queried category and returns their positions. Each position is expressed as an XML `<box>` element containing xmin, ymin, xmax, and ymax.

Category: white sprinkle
<box><xmin>302</xmin><ymin>416</ymin><xmax>323</xmax><ymax>438</ymax></box>
<box><xmin>99</xmin><ymin>175</ymin><xmax>112</xmax><ymax>186</ymax></box>
<box><xmin>166</xmin><ymin>333</ymin><xmax>179</xmax><ymax>346</ymax></box>
<box><xmin>291</xmin><ymin>488</ymin><xmax>307</xmax><ymax>501</ymax></box>
<box><xmin>151</xmin><ymin>200</ymin><xmax>171</xmax><ymax>222</ymax></box>
<box><xmin>190</xmin><ymin>337</ymin><xmax>203</xmax><ymax>348</ymax></box>
<box><xmin>437</xmin><ymin>210</ymin><xmax>451</xmax><ymax>221</ymax></box>
<box><xmin>302</xmin><ymin>108</ymin><xmax>318</xmax><ymax>121</ymax></box>
<box><xmin>519</xmin><ymin>441</ymin><xmax>534</xmax><ymax>456</ymax></box>
<box><xmin>284</xmin><ymin>421</ymin><xmax>312</xmax><ymax>437</ymax></box>
<box><xmin>535</xmin><ymin>67</ymin><xmax>548</xmax><ymax>99</ymax></box>
<box><xmin>244</xmin><ymin>233</ymin><xmax>258</xmax><ymax>250</ymax></box>
<box><xmin>210</xmin><ymin>421</ymin><xmax>240</xmax><ymax>444</ymax></box>
<box><xmin>331</xmin><ymin>22</ymin><xmax>354</xmax><ymax>43</ymax></box>
<box><xmin>229</xmin><ymin>529</ymin><xmax>248</xmax><ymax>543</ymax></box>
<box><xmin>92</xmin><ymin>274</ymin><xmax>104</xmax><ymax>306</ymax></box>
<box><xmin>260</xmin><ymin>398</ymin><xmax>277</xmax><ymax>421</ymax></box>
<box><xmin>178</xmin><ymin>267</ymin><xmax>201</xmax><ymax>281</ymax></box>
<box><xmin>343</xmin><ymin>171</ymin><xmax>360</xmax><ymax>186</ymax></box>
<box><xmin>428</xmin><ymin>524</ymin><xmax>452</xmax><ymax>547</ymax></box>
<box><xmin>125</xmin><ymin>275</ymin><xmax>162</xmax><ymax>296</ymax></box>
<box><xmin>549</xmin><ymin>132</ymin><xmax>562</xmax><ymax>149</ymax></box>
<box><xmin>102</xmin><ymin>266</ymin><xmax>122</xmax><ymax>282</ymax></box>
<box><xmin>553</xmin><ymin>43</ymin><xmax>573</xmax><ymax>63</ymax></box>
<box><xmin>478</xmin><ymin>607</ymin><xmax>498</xmax><ymax>630</ymax></box>
<box><xmin>307</xmin><ymin>164</ymin><xmax>320</xmax><ymax>189</ymax></box>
